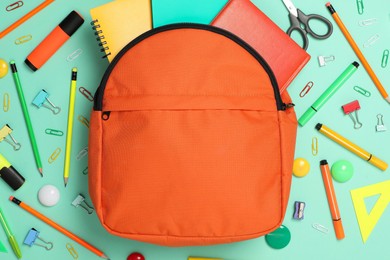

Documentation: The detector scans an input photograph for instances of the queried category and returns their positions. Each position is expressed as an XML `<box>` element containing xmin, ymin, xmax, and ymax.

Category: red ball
<box><xmin>127</xmin><ymin>252</ymin><xmax>145</xmax><ymax>260</ymax></box>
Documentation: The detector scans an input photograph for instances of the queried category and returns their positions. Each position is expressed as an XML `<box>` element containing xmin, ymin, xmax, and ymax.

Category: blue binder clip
<box><xmin>0</xmin><ymin>124</ymin><xmax>21</xmax><ymax>151</ymax></box>
<box><xmin>23</xmin><ymin>228</ymin><xmax>53</xmax><ymax>250</ymax></box>
<box><xmin>32</xmin><ymin>89</ymin><xmax>61</xmax><ymax>115</ymax></box>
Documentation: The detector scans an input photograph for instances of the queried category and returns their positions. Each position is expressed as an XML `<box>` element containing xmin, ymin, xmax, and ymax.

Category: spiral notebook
<box><xmin>90</xmin><ymin>0</ymin><xmax>153</xmax><ymax>62</ymax></box>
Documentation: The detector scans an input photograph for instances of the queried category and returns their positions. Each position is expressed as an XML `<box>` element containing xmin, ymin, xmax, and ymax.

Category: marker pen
<box><xmin>25</xmin><ymin>11</ymin><xmax>84</xmax><ymax>71</ymax></box>
<box><xmin>0</xmin><ymin>153</ymin><xmax>25</xmax><ymax>190</ymax></box>
<box><xmin>298</xmin><ymin>62</ymin><xmax>359</xmax><ymax>126</ymax></box>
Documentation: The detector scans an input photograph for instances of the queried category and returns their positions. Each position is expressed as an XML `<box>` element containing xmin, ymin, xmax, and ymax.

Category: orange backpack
<box><xmin>88</xmin><ymin>24</ymin><xmax>298</xmax><ymax>246</ymax></box>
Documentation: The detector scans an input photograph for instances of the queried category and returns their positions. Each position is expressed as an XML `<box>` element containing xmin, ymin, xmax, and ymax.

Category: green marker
<box><xmin>298</xmin><ymin>62</ymin><xmax>359</xmax><ymax>126</ymax></box>
<box><xmin>0</xmin><ymin>207</ymin><xmax>21</xmax><ymax>258</ymax></box>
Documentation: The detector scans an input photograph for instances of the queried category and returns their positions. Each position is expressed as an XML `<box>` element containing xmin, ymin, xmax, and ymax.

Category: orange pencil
<box><xmin>9</xmin><ymin>196</ymin><xmax>110</xmax><ymax>259</ymax></box>
<box><xmin>0</xmin><ymin>0</ymin><xmax>54</xmax><ymax>39</ymax></box>
<box><xmin>320</xmin><ymin>160</ymin><xmax>345</xmax><ymax>240</ymax></box>
<box><xmin>326</xmin><ymin>2</ymin><xmax>390</xmax><ymax>103</ymax></box>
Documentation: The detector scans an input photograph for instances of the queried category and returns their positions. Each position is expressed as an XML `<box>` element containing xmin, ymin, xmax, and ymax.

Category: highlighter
<box><xmin>298</xmin><ymin>62</ymin><xmax>359</xmax><ymax>126</ymax></box>
<box><xmin>0</xmin><ymin>153</ymin><xmax>25</xmax><ymax>190</ymax></box>
<box><xmin>25</xmin><ymin>11</ymin><xmax>84</xmax><ymax>71</ymax></box>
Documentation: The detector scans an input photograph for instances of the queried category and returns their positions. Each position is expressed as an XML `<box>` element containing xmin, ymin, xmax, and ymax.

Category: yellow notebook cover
<box><xmin>90</xmin><ymin>0</ymin><xmax>153</xmax><ymax>62</ymax></box>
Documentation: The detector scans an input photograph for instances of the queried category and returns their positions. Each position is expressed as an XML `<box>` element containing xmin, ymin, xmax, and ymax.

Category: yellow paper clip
<box><xmin>82</xmin><ymin>166</ymin><xmax>88</xmax><ymax>175</ymax></box>
<box><xmin>15</xmin><ymin>34</ymin><xmax>32</xmax><ymax>45</ymax></box>
<box><xmin>3</xmin><ymin>93</ymin><xmax>10</xmax><ymax>112</ymax></box>
<box><xmin>358</xmin><ymin>18</ymin><xmax>377</xmax><ymax>27</ymax></box>
<box><xmin>312</xmin><ymin>137</ymin><xmax>318</xmax><ymax>156</ymax></box>
<box><xmin>66</xmin><ymin>243</ymin><xmax>78</xmax><ymax>259</ymax></box>
<box><xmin>353</xmin><ymin>86</ymin><xmax>371</xmax><ymax>97</ymax></box>
<box><xmin>363</xmin><ymin>34</ymin><xmax>380</xmax><ymax>48</ymax></box>
<box><xmin>78</xmin><ymin>115</ymin><xmax>89</xmax><ymax>128</ymax></box>
<box><xmin>48</xmin><ymin>148</ymin><xmax>61</xmax><ymax>164</ymax></box>
<box><xmin>299</xmin><ymin>81</ymin><xmax>314</xmax><ymax>98</ymax></box>
<box><xmin>45</xmin><ymin>128</ymin><xmax>64</xmax><ymax>136</ymax></box>
<box><xmin>381</xmin><ymin>49</ymin><xmax>389</xmax><ymax>68</ymax></box>
<box><xmin>6</xmin><ymin>1</ymin><xmax>23</xmax><ymax>11</ymax></box>
<box><xmin>76</xmin><ymin>147</ymin><xmax>88</xmax><ymax>160</ymax></box>
<box><xmin>356</xmin><ymin>0</ymin><xmax>364</xmax><ymax>14</ymax></box>
<box><xmin>79</xmin><ymin>87</ymin><xmax>94</xmax><ymax>102</ymax></box>
<box><xmin>66</xmin><ymin>49</ymin><xmax>83</xmax><ymax>62</ymax></box>
<box><xmin>0</xmin><ymin>124</ymin><xmax>21</xmax><ymax>151</ymax></box>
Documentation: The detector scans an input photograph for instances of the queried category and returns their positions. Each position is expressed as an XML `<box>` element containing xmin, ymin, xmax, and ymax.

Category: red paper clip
<box><xmin>299</xmin><ymin>81</ymin><xmax>314</xmax><ymax>97</ymax></box>
<box><xmin>79</xmin><ymin>87</ymin><xmax>94</xmax><ymax>102</ymax></box>
<box><xmin>6</xmin><ymin>1</ymin><xmax>23</xmax><ymax>11</ymax></box>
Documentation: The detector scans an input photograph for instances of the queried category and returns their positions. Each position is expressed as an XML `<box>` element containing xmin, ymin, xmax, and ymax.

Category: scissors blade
<box><xmin>282</xmin><ymin>0</ymin><xmax>298</xmax><ymax>17</ymax></box>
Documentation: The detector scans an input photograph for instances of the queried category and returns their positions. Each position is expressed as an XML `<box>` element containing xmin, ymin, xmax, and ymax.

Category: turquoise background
<box><xmin>0</xmin><ymin>0</ymin><xmax>390</xmax><ymax>259</ymax></box>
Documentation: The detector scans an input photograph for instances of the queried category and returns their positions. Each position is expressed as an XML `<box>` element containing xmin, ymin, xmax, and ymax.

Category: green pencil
<box><xmin>0</xmin><ymin>206</ymin><xmax>21</xmax><ymax>258</ymax></box>
<box><xmin>10</xmin><ymin>61</ymin><xmax>43</xmax><ymax>176</ymax></box>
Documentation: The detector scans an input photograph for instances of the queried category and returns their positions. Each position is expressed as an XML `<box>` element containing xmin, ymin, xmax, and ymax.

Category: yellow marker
<box><xmin>316</xmin><ymin>123</ymin><xmax>388</xmax><ymax>171</ymax></box>
<box><xmin>64</xmin><ymin>68</ymin><xmax>77</xmax><ymax>187</ymax></box>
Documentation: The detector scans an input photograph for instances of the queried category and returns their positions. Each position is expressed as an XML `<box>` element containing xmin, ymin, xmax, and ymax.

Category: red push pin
<box><xmin>342</xmin><ymin>100</ymin><xmax>362</xmax><ymax>129</ymax></box>
<box><xmin>127</xmin><ymin>252</ymin><xmax>145</xmax><ymax>260</ymax></box>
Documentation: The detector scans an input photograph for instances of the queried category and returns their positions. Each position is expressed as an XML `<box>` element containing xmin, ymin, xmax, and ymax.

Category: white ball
<box><xmin>38</xmin><ymin>185</ymin><xmax>60</xmax><ymax>207</ymax></box>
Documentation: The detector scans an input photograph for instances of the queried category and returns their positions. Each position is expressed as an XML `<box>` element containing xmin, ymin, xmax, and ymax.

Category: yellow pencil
<box><xmin>64</xmin><ymin>68</ymin><xmax>77</xmax><ymax>187</ymax></box>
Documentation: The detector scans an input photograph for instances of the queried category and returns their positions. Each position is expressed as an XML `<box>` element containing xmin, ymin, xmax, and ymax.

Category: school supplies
<box><xmin>316</xmin><ymin>123</ymin><xmax>388</xmax><ymax>171</ymax></box>
<box><xmin>0</xmin><ymin>124</ymin><xmax>21</xmax><ymax>151</ymax></box>
<box><xmin>331</xmin><ymin>160</ymin><xmax>354</xmax><ymax>183</ymax></box>
<box><xmin>90</xmin><ymin>0</ymin><xmax>152</xmax><ymax>62</ymax></box>
<box><xmin>64</xmin><ymin>68</ymin><xmax>77</xmax><ymax>187</ymax></box>
<box><xmin>298</xmin><ymin>62</ymin><xmax>359</xmax><ymax>126</ymax></box>
<box><xmin>293</xmin><ymin>158</ymin><xmax>310</xmax><ymax>177</ymax></box>
<box><xmin>38</xmin><ymin>185</ymin><xmax>60</xmax><ymax>207</ymax></box>
<box><xmin>312</xmin><ymin>137</ymin><xmax>318</xmax><ymax>156</ymax></box>
<box><xmin>48</xmin><ymin>147</ymin><xmax>61</xmax><ymax>164</ymax></box>
<box><xmin>0</xmin><ymin>240</ymin><xmax>7</xmax><ymax>253</ymax></box>
<box><xmin>327</xmin><ymin>3</ymin><xmax>390</xmax><ymax>103</ymax></box>
<box><xmin>66</xmin><ymin>243</ymin><xmax>78</xmax><ymax>259</ymax></box>
<box><xmin>212</xmin><ymin>0</ymin><xmax>310</xmax><ymax>93</ymax></box>
<box><xmin>23</xmin><ymin>228</ymin><xmax>53</xmax><ymax>250</ymax></box>
<box><xmin>78</xmin><ymin>115</ymin><xmax>89</xmax><ymax>128</ymax></box>
<box><xmin>71</xmin><ymin>194</ymin><xmax>94</xmax><ymax>214</ymax></box>
<box><xmin>0</xmin><ymin>0</ymin><xmax>54</xmax><ymax>39</ymax></box>
<box><xmin>45</xmin><ymin>128</ymin><xmax>63</xmax><ymax>136</ymax></box>
<box><xmin>382</xmin><ymin>50</ymin><xmax>389</xmax><ymax>68</ymax></box>
<box><xmin>25</xmin><ymin>11</ymin><xmax>84</xmax><ymax>71</ymax></box>
<box><xmin>300</xmin><ymin>81</ymin><xmax>314</xmax><ymax>97</ymax></box>
<box><xmin>342</xmin><ymin>100</ymin><xmax>362</xmax><ymax>129</ymax></box>
<box><xmin>265</xmin><ymin>225</ymin><xmax>291</xmax><ymax>249</ymax></box>
<box><xmin>32</xmin><ymin>89</ymin><xmax>61</xmax><ymax>114</ymax></box>
<box><xmin>320</xmin><ymin>160</ymin><xmax>345</xmax><ymax>240</ymax></box>
<box><xmin>356</xmin><ymin>0</ymin><xmax>364</xmax><ymax>14</ymax></box>
<box><xmin>293</xmin><ymin>201</ymin><xmax>305</xmax><ymax>220</ymax></box>
<box><xmin>79</xmin><ymin>87</ymin><xmax>94</xmax><ymax>102</ymax></box>
<box><xmin>353</xmin><ymin>86</ymin><xmax>371</xmax><ymax>97</ymax></box>
<box><xmin>6</xmin><ymin>1</ymin><xmax>23</xmax><ymax>12</ymax></box>
<box><xmin>128</xmin><ymin>252</ymin><xmax>145</xmax><ymax>260</ymax></box>
<box><xmin>312</xmin><ymin>223</ymin><xmax>329</xmax><ymax>234</ymax></box>
<box><xmin>66</xmin><ymin>49</ymin><xmax>83</xmax><ymax>62</ymax></box>
<box><xmin>76</xmin><ymin>147</ymin><xmax>88</xmax><ymax>160</ymax></box>
<box><xmin>318</xmin><ymin>55</ymin><xmax>335</xmax><ymax>67</ymax></box>
<box><xmin>9</xmin><ymin>196</ymin><xmax>110</xmax><ymax>259</ymax></box>
<box><xmin>0</xmin><ymin>206</ymin><xmax>22</xmax><ymax>258</ymax></box>
<box><xmin>363</xmin><ymin>34</ymin><xmax>380</xmax><ymax>48</ymax></box>
<box><xmin>0</xmin><ymin>153</ymin><xmax>25</xmax><ymax>190</ymax></box>
<box><xmin>10</xmin><ymin>61</ymin><xmax>43</xmax><ymax>176</ymax></box>
<box><xmin>358</xmin><ymin>18</ymin><xmax>377</xmax><ymax>27</ymax></box>
<box><xmin>0</xmin><ymin>59</ymin><xmax>8</xmax><ymax>78</ymax></box>
<box><xmin>3</xmin><ymin>93</ymin><xmax>9</xmax><ymax>112</ymax></box>
<box><xmin>376</xmin><ymin>114</ymin><xmax>386</xmax><ymax>132</ymax></box>
<box><xmin>15</xmin><ymin>34</ymin><xmax>32</xmax><ymax>45</ymax></box>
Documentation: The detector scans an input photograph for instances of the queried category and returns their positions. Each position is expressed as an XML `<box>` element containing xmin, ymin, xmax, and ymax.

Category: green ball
<box><xmin>331</xmin><ymin>160</ymin><xmax>354</xmax><ymax>183</ymax></box>
<box><xmin>265</xmin><ymin>225</ymin><xmax>291</xmax><ymax>249</ymax></box>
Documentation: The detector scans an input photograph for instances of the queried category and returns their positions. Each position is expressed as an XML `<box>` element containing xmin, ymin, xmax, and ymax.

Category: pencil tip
<box><xmin>101</xmin><ymin>254</ymin><xmax>110</xmax><ymax>259</ymax></box>
<box><xmin>39</xmin><ymin>168</ymin><xmax>43</xmax><ymax>176</ymax></box>
<box><xmin>64</xmin><ymin>178</ymin><xmax>68</xmax><ymax>187</ymax></box>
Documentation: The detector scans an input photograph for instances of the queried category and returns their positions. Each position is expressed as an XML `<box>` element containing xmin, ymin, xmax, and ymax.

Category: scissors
<box><xmin>282</xmin><ymin>0</ymin><xmax>333</xmax><ymax>50</ymax></box>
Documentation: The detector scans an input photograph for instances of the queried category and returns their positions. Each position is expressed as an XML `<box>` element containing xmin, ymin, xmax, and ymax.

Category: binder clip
<box><xmin>32</xmin><ymin>89</ymin><xmax>61</xmax><ymax>115</ymax></box>
<box><xmin>293</xmin><ymin>201</ymin><xmax>305</xmax><ymax>220</ymax></box>
<box><xmin>72</xmin><ymin>194</ymin><xmax>94</xmax><ymax>214</ymax></box>
<box><xmin>0</xmin><ymin>124</ymin><xmax>21</xmax><ymax>151</ymax></box>
<box><xmin>342</xmin><ymin>100</ymin><xmax>362</xmax><ymax>129</ymax></box>
<box><xmin>376</xmin><ymin>114</ymin><xmax>387</xmax><ymax>132</ymax></box>
<box><xmin>23</xmin><ymin>228</ymin><xmax>53</xmax><ymax>250</ymax></box>
<box><xmin>318</xmin><ymin>55</ymin><xmax>335</xmax><ymax>67</ymax></box>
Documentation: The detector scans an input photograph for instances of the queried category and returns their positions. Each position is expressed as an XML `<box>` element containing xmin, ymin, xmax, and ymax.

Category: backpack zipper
<box><xmin>94</xmin><ymin>23</ymin><xmax>285</xmax><ymax>116</ymax></box>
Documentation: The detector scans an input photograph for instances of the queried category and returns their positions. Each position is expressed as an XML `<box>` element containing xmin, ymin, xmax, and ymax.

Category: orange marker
<box><xmin>9</xmin><ymin>196</ymin><xmax>110</xmax><ymax>259</ymax></box>
<box><xmin>320</xmin><ymin>160</ymin><xmax>345</xmax><ymax>240</ymax></box>
<box><xmin>25</xmin><ymin>11</ymin><xmax>84</xmax><ymax>71</ymax></box>
<box><xmin>326</xmin><ymin>2</ymin><xmax>390</xmax><ymax>103</ymax></box>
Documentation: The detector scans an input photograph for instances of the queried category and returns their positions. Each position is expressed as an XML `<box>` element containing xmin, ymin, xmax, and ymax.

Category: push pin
<box><xmin>318</xmin><ymin>55</ymin><xmax>335</xmax><ymax>67</ymax></box>
<box><xmin>376</xmin><ymin>114</ymin><xmax>387</xmax><ymax>132</ymax></box>
<box><xmin>72</xmin><ymin>194</ymin><xmax>94</xmax><ymax>214</ymax></box>
<box><xmin>32</xmin><ymin>89</ymin><xmax>61</xmax><ymax>115</ymax></box>
<box><xmin>23</xmin><ymin>228</ymin><xmax>53</xmax><ymax>250</ymax></box>
<box><xmin>342</xmin><ymin>100</ymin><xmax>362</xmax><ymax>129</ymax></box>
<box><xmin>293</xmin><ymin>201</ymin><xmax>305</xmax><ymax>220</ymax></box>
<box><xmin>0</xmin><ymin>124</ymin><xmax>21</xmax><ymax>151</ymax></box>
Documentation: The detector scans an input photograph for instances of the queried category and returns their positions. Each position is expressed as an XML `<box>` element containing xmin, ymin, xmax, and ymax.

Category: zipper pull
<box><xmin>282</xmin><ymin>103</ymin><xmax>295</xmax><ymax>111</ymax></box>
<box><xmin>102</xmin><ymin>111</ymin><xmax>111</xmax><ymax>120</ymax></box>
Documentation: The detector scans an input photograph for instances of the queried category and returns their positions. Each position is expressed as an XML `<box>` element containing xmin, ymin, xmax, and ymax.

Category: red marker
<box><xmin>25</xmin><ymin>11</ymin><xmax>84</xmax><ymax>71</ymax></box>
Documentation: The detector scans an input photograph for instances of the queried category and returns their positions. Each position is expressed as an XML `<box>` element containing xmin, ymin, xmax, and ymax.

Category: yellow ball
<box><xmin>0</xmin><ymin>59</ymin><xmax>8</xmax><ymax>78</ymax></box>
<box><xmin>293</xmin><ymin>158</ymin><xmax>310</xmax><ymax>177</ymax></box>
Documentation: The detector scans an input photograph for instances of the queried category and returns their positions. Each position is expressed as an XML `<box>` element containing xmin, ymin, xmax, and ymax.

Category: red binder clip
<box><xmin>342</xmin><ymin>100</ymin><xmax>362</xmax><ymax>129</ymax></box>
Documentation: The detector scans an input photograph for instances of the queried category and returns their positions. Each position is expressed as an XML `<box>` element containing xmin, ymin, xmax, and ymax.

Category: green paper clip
<box><xmin>382</xmin><ymin>49</ymin><xmax>389</xmax><ymax>68</ymax></box>
<box><xmin>82</xmin><ymin>166</ymin><xmax>88</xmax><ymax>175</ymax></box>
<box><xmin>357</xmin><ymin>0</ymin><xmax>364</xmax><ymax>14</ymax></box>
<box><xmin>45</xmin><ymin>128</ymin><xmax>63</xmax><ymax>136</ymax></box>
<box><xmin>353</xmin><ymin>86</ymin><xmax>371</xmax><ymax>97</ymax></box>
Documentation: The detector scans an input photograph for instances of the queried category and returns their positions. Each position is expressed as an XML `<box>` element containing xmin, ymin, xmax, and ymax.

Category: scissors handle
<box><xmin>287</xmin><ymin>13</ymin><xmax>309</xmax><ymax>50</ymax></box>
<box><xmin>297</xmin><ymin>9</ymin><xmax>333</xmax><ymax>40</ymax></box>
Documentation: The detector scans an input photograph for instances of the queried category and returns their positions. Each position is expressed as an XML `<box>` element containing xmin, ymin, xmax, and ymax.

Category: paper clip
<box><xmin>82</xmin><ymin>166</ymin><xmax>88</xmax><ymax>175</ymax></box>
<box><xmin>32</xmin><ymin>89</ymin><xmax>61</xmax><ymax>114</ymax></box>
<box><xmin>0</xmin><ymin>124</ymin><xmax>21</xmax><ymax>151</ymax></box>
<box><xmin>6</xmin><ymin>1</ymin><xmax>23</xmax><ymax>11</ymax></box>
<box><xmin>312</xmin><ymin>137</ymin><xmax>318</xmax><ymax>156</ymax></box>
<box><xmin>76</xmin><ymin>147</ymin><xmax>88</xmax><ymax>160</ymax></box>
<box><xmin>72</xmin><ymin>194</ymin><xmax>94</xmax><ymax>214</ymax></box>
<box><xmin>79</xmin><ymin>87</ymin><xmax>94</xmax><ymax>102</ymax></box>
<box><xmin>15</xmin><ymin>34</ymin><xmax>32</xmax><ymax>45</ymax></box>
<box><xmin>45</xmin><ymin>128</ymin><xmax>64</xmax><ymax>136</ymax></box>
<box><xmin>48</xmin><ymin>148</ymin><xmax>61</xmax><ymax>164</ymax></box>
<box><xmin>356</xmin><ymin>0</ymin><xmax>364</xmax><ymax>15</ymax></box>
<box><xmin>299</xmin><ymin>81</ymin><xmax>314</xmax><ymax>97</ymax></box>
<box><xmin>342</xmin><ymin>100</ymin><xmax>363</xmax><ymax>129</ymax></box>
<box><xmin>376</xmin><ymin>114</ymin><xmax>387</xmax><ymax>132</ymax></box>
<box><xmin>381</xmin><ymin>49</ymin><xmax>389</xmax><ymax>68</ymax></box>
<box><xmin>3</xmin><ymin>93</ymin><xmax>10</xmax><ymax>112</ymax></box>
<box><xmin>66</xmin><ymin>243</ymin><xmax>78</xmax><ymax>259</ymax></box>
<box><xmin>66</xmin><ymin>48</ymin><xmax>83</xmax><ymax>62</ymax></box>
<box><xmin>312</xmin><ymin>223</ymin><xmax>329</xmax><ymax>234</ymax></box>
<box><xmin>358</xmin><ymin>18</ymin><xmax>377</xmax><ymax>27</ymax></box>
<box><xmin>363</xmin><ymin>34</ymin><xmax>380</xmax><ymax>48</ymax></box>
<box><xmin>318</xmin><ymin>55</ymin><xmax>335</xmax><ymax>67</ymax></box>
<box><xmin>78</xmin><ymin>115</ymin><xmax>89</xmax><ymax>128</ymax></box>
<box><xmin>293</xmin><ymin>201</ymin><xmax>305</xmax><ymax>220</ymax></box>
<box><xmin>23</xmin><ymin>228</ymin><xmax>53</xmax><ymax>250</ymax></box>
<box><xmin>353</xmin><ymin>86</ymin><xmax>371</xmax><ymax>97</ymax></box>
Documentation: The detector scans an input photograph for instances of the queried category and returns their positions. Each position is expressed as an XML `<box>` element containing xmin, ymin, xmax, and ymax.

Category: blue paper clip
<box><xmin>23</xmin><ymin>228</ymin><xmax>53</xmax><ymax>250</ymax></box>
<box><xmin>32</xmin><ymin>89</ymin><xmax>61</xmax><ymax>115</ymax></box>
<box><xmin>0</xmin><ymin>124</ymin><xmax>21</xmax><ymax>151</ymax></box>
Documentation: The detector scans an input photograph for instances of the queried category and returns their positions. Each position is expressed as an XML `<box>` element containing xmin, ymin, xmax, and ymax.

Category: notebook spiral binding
<box><xmin>91</xmin><ymin>20</ymin><xmax>111</xmax><ymax>59</ymax></box>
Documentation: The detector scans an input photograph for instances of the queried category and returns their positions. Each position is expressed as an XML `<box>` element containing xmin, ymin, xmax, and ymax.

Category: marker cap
<box><xmin>333</xmin><ymin>219</ymin><xmax>345</xmax><ymax>240</ymax></box>
<box><xmin>0</xmin><ymin>166</ymin><xmax>25</xmax><ymax>191</ymax></box>
<box><xmin>298</xmin><ymin>107</ymin><xmax>316</xmax><ymax>126</ymax></box>
<box><xmin>369</xmin><ymin>155</ymin><xmax>388</xmax><ymax>171</ymax></box>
